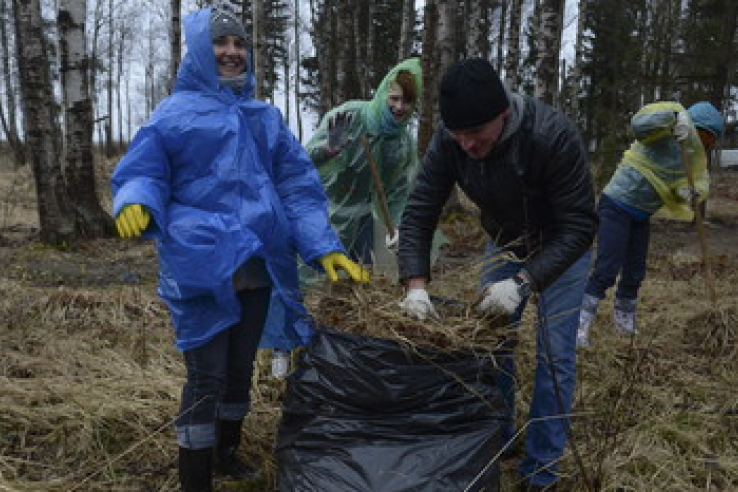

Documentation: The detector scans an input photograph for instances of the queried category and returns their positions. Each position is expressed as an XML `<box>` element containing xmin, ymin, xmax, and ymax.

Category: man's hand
<box><xmin>385</xmin><ymin>229</ymin><xmax>399</xmax><ymax>254</ymax></box>
<box><xmin>116</xmin><ymin>204</ymin><xmax>150</xmax><ymax>238</ymax></box>
<box><xmin>327</xmin><ymin>112</ymin><xmax>353</xmax><ymax>155</ymax></box>
<box><xmin>673</xmin><ymin>111</ymin><xmax>691</xmax><ymax>142</ymax></box>
<box><xmin>319</xmin><ymin>252</ymin><xmax>370</xmax><ymax>283</ymax></box>
<box><xmin>478</xmin><ymin>277</ymin><xmax>527</xmax><ymax>315</ymax></box>
<box><xmin>399</xmin><ymin>288</ymin><xmax>439</xmax><ymax>320</ymax></box>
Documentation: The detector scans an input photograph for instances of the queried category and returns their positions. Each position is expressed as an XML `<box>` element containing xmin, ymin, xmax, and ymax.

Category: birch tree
<box><xmin>437</xmin><ymin>0</ymin><xmax>458</xmax><ymax>71</ymax></box>
<box><xmin>398</xmin><ymin>0</ymin><xmax>415</xmax><ymax>60</ymax></box>
<box><xmin>293</xmin><ymin>0</ymin><xmax>303</xmax><ymax>140</ymax></box>
<box><xmin>1</xmin><ymin>0</ymin><xmax>23</xmax><ymax>167</ymax></box>
<box><xmin>495</xmin><ymin>0</ymin><xmax>506</xmax><ymax>70</ymax></box>
<box><xmin>116</xmin><ymin>9</ymin><xmax>131</xmax><ymax>145</ymax></box>
<box><xmin>105</xmin><ymin>0</ymin><xmax>114</xmax><ymax>156</ymax></box>
<box><xmin>466</xmin><ymin>0</ymin><xmax>492</xmax><ymax>59</ymax></box>
<box><xmin>14</xmin><ymin>0</ymin><xmax>76</xmax><ymax>244</ymax></box>
<box><xmin>534</xmin><ymin>0</ymin><xmax>564</xmax><ymax>105</ymax></box>
<box><xmin>504</xmin><ymin>0</ymin><xmax>522</xmax><ymax>89</ymax></box>
<box><xmin>418</xmin><ymin>0</ymin><xmax>439</xmax><ymax>155</ymax></box>
<box><xmin>335</xmin><ymin>0</ymin><xmax>359</xmax><ymax>102</ymax></box>
<box><xmin>58</xmin><ymin>0</ymin><xmax>113</xmax><ymax>237</ymax></box>
<box><xmin>252</xmin><ymin>0</ymin><xmax>265</xmax><ymax>98</ymax></box>
<box><xmin>170</xmin><ymin>0</ymin><xmax>181</xmax><ymax>89</ymax></box>
<box><xmin>567</xmin><ymin>0</ymin><xmax>588</xmax><ymax>118</ymax></box>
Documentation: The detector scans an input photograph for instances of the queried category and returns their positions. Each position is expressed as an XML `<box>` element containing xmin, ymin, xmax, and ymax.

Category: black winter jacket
<box><xmin>398</xmin><ymin>95</ymin><xmax>597</xmax><ymax>291</ymax></box>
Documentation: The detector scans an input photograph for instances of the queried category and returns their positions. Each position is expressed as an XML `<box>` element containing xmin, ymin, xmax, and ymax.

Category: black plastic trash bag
<box><xmin>276</xmin><ymin>326</ymin><xmax>506</xmax><ymax>492</ymax></box>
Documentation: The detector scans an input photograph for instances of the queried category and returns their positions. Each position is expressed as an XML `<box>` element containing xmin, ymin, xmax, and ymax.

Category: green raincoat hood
<box><xmin>362</xmin><ymin>58</ymin><xmax>423</xmax><ymax>135</ymax></box>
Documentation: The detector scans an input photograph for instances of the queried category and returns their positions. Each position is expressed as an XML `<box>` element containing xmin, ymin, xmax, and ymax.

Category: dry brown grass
<box><xmin>1</xmin><ymin>156</ymin><xmax>738</xmax><ymax>491</ymax></box>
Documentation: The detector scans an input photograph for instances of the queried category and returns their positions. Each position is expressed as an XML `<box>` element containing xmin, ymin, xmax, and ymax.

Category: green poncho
<box><xmin>306</xmin><ymin>58</ymin><xmax>423</xmax><ymax>265</ymax></box>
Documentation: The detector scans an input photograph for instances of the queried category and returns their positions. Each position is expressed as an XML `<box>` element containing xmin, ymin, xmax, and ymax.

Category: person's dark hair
<box><xmin>439</xmin><ymin>58</ymin><xmax>509</xmax><ymax>130</ymax></box>
<box><xmin>394</xmin><ymin>71</ymin><xmax>417</xmax><ymax>103</ymax></box>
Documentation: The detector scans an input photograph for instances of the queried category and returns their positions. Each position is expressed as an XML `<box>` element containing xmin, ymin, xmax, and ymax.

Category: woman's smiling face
<box><xmin>212</xmin><ymin>35</ymin><xmax>247</xmax><ymax>77</ymax></box>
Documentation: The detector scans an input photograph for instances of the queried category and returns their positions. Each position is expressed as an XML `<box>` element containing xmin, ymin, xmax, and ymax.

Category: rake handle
<box><xmin>360</xmin><ymin>135</ymin><xmax>396</xmax><ymax>238</ymax></box>
<box><xmin>679</xmin><ymin>141</ymin><xmax>716</xmax><ymax>306</ymax></box>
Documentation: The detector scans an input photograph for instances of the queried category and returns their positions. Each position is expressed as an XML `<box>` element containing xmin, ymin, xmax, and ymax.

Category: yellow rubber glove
<box><xmin>115</xmin><ymin>204</ymin><xmax>151</xmax><ymax>238</ymax></box>
<box><xmin>319</xmin><ymin>252</ymin><xmax>370</xmax><ymax>283</ymax></box>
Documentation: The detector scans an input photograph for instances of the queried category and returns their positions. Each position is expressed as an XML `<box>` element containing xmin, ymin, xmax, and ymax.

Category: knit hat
<box><xmin>439</xmin><ymin>58</ymin><xmax>509</xmax><ymax>130</ymax></box>
<box><xmin>688</xmin><ymin>101</ymin><xmax>724</xmax><ymax>138</ymax></box>
<box><xmin>210</xmin><ymin>9</ymin><xmax>248</xmax><ymax>42</ymax></box>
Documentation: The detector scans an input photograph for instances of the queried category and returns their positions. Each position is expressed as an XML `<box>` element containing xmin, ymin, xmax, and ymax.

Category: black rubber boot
<box><xmin>178</xmin><ymin>446</ymin><xmax>213</xmax><ymax>492</ymax></box>
<box><xmin>214</xmin><ymin>419</ymin><xmax>257</xmax><ymax>479</ymax></box>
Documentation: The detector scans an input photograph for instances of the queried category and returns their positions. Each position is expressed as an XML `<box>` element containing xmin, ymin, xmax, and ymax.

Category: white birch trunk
<box><xmin>504</xmin><ymin>0</ymin><xmax>522</xmax><ymax>89</ymax></box>
<box><xmin>252</xmin><ymin>0</ymin><xmax>265</xmax><ymax>99</ymax></box>
<box><xmin>15</xmin><ymin>0</ymin><xmax>76</xmax><ymax>243</ymax></box>
<box><xmin>170</xmin><ymin>0</ymin><xmax>181</xmax><ymax>89</ymax></box>
<box><xmin>293</xmin><ymin>0</ymin><xmax>303</xmax><ymax>140</ymax></box>
<box><xmin>437</xmin><ymin>0</ymin><xmax>457</xmax><ymax>70</ymax></box>
<box><xmin>534</xmin><ymin>0</ymin><xmax>564</xmax><ymax>105</ymax></box>
<box><xmin>59</xmin><ymin>0</ymin><xmax>112</xmax><ymax>237</ymax></box>
<box><xmin>569</xmin><ymin>0</ymin><xmax>587</xmax><ymax>117</ymax></box>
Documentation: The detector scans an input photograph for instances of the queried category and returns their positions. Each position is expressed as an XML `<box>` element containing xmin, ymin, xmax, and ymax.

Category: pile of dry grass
<box><xmin>305</xmin><ymin>271</ymin><xmax>511</xmax><ymax>354</ymax></box>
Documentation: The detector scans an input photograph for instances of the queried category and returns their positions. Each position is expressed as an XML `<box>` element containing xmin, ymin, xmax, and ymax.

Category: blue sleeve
<box><xmin>272</xmin><ymin>118</ymin><xmax>345</xmax><ymax>265</ymax></box>
<box><xmin>111</xmin><ymin>124</ymin><xmax>171</xmax><ymax>238</ymax></box>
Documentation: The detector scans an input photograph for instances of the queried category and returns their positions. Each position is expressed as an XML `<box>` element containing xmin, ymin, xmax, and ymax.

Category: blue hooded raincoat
<box><xmin>111</xmin><ymin>8</ymin><xmax>343</xmax><ymax>352</ymax></box>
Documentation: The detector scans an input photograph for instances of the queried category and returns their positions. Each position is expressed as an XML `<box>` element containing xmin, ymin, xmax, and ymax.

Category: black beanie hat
<box><xmin>439</xmin><ymin>58</ymin><xmax>509</xmax><ymax>130</ymax></box>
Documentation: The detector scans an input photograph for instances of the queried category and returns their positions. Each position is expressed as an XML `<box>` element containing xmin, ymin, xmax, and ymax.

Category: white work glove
<box><xmin>478</xmin><ymin>278</ymin><xmax>525</xmax><ymax>315</ymax></box>
<box><xmin>399</xmin><ymin>288</ymin><xmax>439</xmax><ymax>320</ymax></box>
<box><xmin>676</xmin><ymin>186</ymin><xmax>700</xmax><ymax>204</ymax></box>
<box><xmin>385</xmin><ymin>229</ymin><xmax>399</xmax><ymax>254</ymax></box>
<box><xmin>673</xmin><ymin>111</ymin><xmax>691</xmax><ymax>142</ymax></box>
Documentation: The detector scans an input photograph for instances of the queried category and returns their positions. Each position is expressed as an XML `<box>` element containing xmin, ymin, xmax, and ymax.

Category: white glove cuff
<box><xmin>406</xmin><ymin>288</ymin><xmax>431</xmax><ymax>303</ymax></box>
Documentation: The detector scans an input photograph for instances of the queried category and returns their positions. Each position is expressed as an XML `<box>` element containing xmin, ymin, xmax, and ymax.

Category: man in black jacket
<box><xmin>398</xmin><ymin>58</ymin><xmax>597</xmax><ymax>491</ymax></box>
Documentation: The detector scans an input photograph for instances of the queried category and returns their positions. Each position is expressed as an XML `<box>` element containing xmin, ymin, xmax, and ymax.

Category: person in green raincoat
<box><xmin>305</xmin><ymin>58</ymin><xmax>422</xmax><ymax>270</ymax></box>
<box><xmin>577</xmin><ymin>101</ymin><xmax>724</xmax><ymax>347</ymax></box>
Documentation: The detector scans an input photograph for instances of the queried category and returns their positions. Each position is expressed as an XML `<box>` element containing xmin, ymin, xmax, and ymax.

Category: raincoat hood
<box><xmin>688</xmin><ymin>101</ymin><xmax>724</xmax><ymax>138</ymax></box>
<box><xmin>363</xmin><ymin>58</ymin><xmax>423</xmax><ymax>135</ymax></box>
<box><xmin>174</xmin><ymin>7</ymin><xmax>255</xmax><ymax>97</ymax></box>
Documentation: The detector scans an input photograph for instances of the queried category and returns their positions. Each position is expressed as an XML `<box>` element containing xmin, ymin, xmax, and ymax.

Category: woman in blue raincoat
<box><xmin>111</xmin><ymin>8</ymin><xmax>367</xmax><ymax>491</ymax></box>
<box><xmin>306</xmin><ymin>59</ymin><xmax>425</xmax><ymax>273</ymax></box>
<box><xmin>577</xmin><ymin>101</ymin><xmax>724</xmax><ymax>348</ymax></box>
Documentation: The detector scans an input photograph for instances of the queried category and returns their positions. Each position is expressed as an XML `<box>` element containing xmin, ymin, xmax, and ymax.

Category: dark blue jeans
<box><xmin>175</xmin><ymin>287</ymin><xmax>271</xmax><ymax>449</ymax></box>
<box><xmin>481</xmin><ymin>241</ymin><xmax>590</xmax><ymax>487</ymax></box>
<box><xmin>585</xmin><ymin>194</ymin><xmax>650</xmax><ymax>301</ymax></box>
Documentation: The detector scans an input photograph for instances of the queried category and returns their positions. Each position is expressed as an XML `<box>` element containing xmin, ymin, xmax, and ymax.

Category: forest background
<box><xmin>1</xmin><ymin>0</ymin><xmax>737</xmax><ymax>245</ymax></box>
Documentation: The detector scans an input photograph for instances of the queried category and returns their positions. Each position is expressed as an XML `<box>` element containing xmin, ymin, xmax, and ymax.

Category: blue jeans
<box><xmin>585</xmin><ymin>194</ymin><xmax>650</xmax><ymax>300</ymax></box>
<box><xmin>175</xmin><ymin>287</ymin><xmax>271</xmax><ymax>449</ymax></box>
<box><xmin>481</xmin><ymin>242</ymin><xmax>590</xmax><ymax>487</ymax></box>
